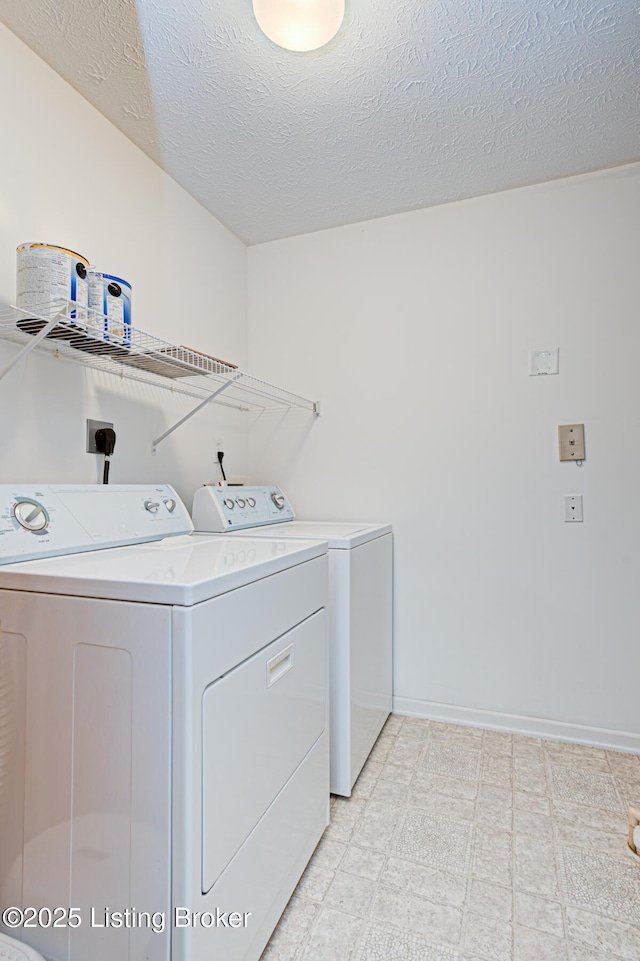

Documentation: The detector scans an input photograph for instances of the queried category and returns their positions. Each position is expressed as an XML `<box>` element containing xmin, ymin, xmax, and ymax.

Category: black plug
<box><xmin>95</xmin><ymin>428</ymin><xmax>116</xmax><ymax>456</ymax></box>
<box><xmin>217</xmin><ymin>449</ymin><xmax>227</xmax><ymax>483</ymax></box>
<box><xmin>95</xmin><ymin>427</ymin><xmax>116</xmax><ymax>484</ymax></box>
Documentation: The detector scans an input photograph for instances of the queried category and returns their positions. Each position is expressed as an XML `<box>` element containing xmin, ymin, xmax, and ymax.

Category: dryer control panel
<box><xmin>0</xmin><ymin>484</ymin><xmax>192</xmax><ymax>565</ymax></box>
<box><xmin>192</xmin><ymin>485</ymin><xmax>294</xmax><ymax>531</ymax></box>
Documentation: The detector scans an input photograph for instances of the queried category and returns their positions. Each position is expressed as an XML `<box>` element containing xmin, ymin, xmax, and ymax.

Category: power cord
<box><xmin>95</xmin><ymin>427</ymin><xmax>117</xmax><ymax>484</ymax></box>
<box><xmin>217</xmin><ymin>449</ymin><xmax>227</xmax><ymax>484</ymax></box>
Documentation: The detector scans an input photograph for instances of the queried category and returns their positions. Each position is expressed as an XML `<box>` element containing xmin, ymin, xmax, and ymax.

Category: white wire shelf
<box><xmin>0</xmin><ymin>303</ymin><xmax>317</xmax><ymax>410</ymax></box>
<box><xmin>0</xmin><ymin>304</ymin><xmax>319</xmax><ymax>448</ymax></box>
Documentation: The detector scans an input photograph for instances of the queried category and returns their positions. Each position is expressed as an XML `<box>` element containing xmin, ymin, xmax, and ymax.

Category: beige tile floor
<box><xmin>260</xmin><ymin>715</ymin><xmax>640</xmax><ymax>961</ymax></box>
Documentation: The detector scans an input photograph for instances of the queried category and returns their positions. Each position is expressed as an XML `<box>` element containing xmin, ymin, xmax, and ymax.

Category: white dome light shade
<box><xmin>253</xmin><ymin>0</ymin><xmax>345</xmax><ymax>52</ymax></box>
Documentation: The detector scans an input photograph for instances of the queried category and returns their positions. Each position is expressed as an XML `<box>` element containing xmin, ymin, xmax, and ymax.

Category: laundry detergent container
<box><xmin>0</xmin><ymin>934</ymin><xmax>45</xmax><ymax>960</ymax></box>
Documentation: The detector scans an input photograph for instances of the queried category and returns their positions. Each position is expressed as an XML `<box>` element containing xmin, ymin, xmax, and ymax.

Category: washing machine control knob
<box><xmin>14</xmin><ymin>499</ymin><xmax>49</xmax><ymax>532</ymax></box>
<box><xmin>144</xmin><ymin>500</ymin><xmax>160</xmax><ymax>513</ymax></box>
<box><xmin>223</xmin><ymin>498</ymin><xmax>235</xmax><ymax>509</ymax></box>
<box><xmin>271</xmin><ymin>493</ymin><xmax>286</xmax><ymax>510</ymax></box>
<box><xmin>247</xmin><ymin>497</ymin><xmax>256</xmax><ymax>508</ymax></box>
<box><xmin>236</xmin><ymin>497</ymin><xmax>246</xmax><ymax>508</ymax></box>
<box><xmin>164</xmin><ymin>498</ymin><xmax>176</xmax><ymax>513</ymax></box>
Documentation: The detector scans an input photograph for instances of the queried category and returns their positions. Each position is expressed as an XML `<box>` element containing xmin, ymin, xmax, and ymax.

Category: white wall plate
<box><xmin>529</xmin><ymin>348</ymin><xmax>559</xmax><ymax>375</ymax></box>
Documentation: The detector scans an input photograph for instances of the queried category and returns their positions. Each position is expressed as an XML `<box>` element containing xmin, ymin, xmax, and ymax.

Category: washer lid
<box><xmin>230</xmin><ymin>520</ymin><xmax>392</xmax><ymax>549</ymax></box>
<box><xmin>0</xmin><ymin>533</ymin><xmax>327</xmax><ymax>605</ymax></box>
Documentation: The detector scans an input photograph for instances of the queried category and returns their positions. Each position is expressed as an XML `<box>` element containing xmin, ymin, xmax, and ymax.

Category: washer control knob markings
<box><xmin>13</xmin><ymin>499</ymin><xmax>49</xmax><ymax>532</ymax></box>
<box><xmin>164</xmin><ymin>498</ymin><xmax>176</xmax><ymax>513</ymax></box>
<box><xmin>144</xmin><ymin>500</ymin><xmax>160</xmax><ymax>513</ymax></box>
<box><xmin>236</xmin><ymin>498</ymin><xmax>246</xmax><ymax>509</ymax></box>
<box><xmin>223</xmin><ymin>498</ymin><xmax>235</xmax><ymax>509</ymax></box>
<box><xmin>247</xmin><ymin>497</ymin><xmax>256</xmax><ymax>508</ymax></box>
<box><xmin>271</xmin><ymin>493</ymin><xmax>286</xmax><ymax>510</ymax></box>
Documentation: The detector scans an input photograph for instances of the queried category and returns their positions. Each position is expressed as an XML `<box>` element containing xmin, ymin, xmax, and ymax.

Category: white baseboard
<box><xmin>392</xmin><ymin>696</ymin><xmax>640</xmax><ymax>755</ymax></box>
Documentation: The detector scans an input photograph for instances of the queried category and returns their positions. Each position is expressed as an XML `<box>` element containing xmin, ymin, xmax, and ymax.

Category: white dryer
<box><xmin>192</xmin><ymin>486</ymin><xmax>392</xmax><ymax>797</ymax></box>
<box><xmin>0</xmin><ymin>484</ymin><xmax>329</xmax><ymax>961</ymax></box>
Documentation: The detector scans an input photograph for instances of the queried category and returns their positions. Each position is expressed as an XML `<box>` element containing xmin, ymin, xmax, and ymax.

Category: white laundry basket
<box><xmin>0</xmin><ymin>934</ymin><xmax>45</xmax><ymax>961</ymax></box>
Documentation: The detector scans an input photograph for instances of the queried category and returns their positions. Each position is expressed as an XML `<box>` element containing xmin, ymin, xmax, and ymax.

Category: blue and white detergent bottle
<box><xmin>88</xmin><ymin>271</ymin><xmax>131</xmax><ymax>345</ymax></box>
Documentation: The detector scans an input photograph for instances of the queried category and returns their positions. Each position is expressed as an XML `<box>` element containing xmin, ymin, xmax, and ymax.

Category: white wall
<box><xmin>0</xmin><ymin>23</ymin><xmax>248</xmax><ymax>508</ymax></box>
<box><xmin>3</xmin><ymin>17</ymin><xmax>638</xmax><ymax>749</ymax></box>
<box><xmin>248</xmin><ymin>162</ymin><xmax>640</xmax><ymax>750</ymax></box>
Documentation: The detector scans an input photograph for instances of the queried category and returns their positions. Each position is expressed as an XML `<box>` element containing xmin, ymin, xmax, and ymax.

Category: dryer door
<box><xmin>201</xmin><ymin>610</ymin><xmax>326</xmax><ymax>893</ymax></box>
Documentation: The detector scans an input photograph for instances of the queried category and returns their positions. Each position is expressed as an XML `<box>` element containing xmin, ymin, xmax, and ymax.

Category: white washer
<box><xmin>192</xmin><ymin>485</ymin><xmax>392</xmax><ymax>797</ymax></box>
<box><xmin>0</xmin><ymin>484</ymin><xmax>329</xmax><ymax>961</ymax></box>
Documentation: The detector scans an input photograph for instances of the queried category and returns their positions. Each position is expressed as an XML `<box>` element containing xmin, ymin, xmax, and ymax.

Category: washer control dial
<box><xmin>236</xmin><ymin>497</ymin><xmax>246</xmax><ymax>508</ymax></box>
<box><xmin>247</xmin><ymin>497</ymin><xmax>256</xmax><ymax>508</ymax></box>
<box><xmin>223</xmin><ymin>498</ymin><xmax>235</xmax><ymax>509</ymax></box>
<box><xmin>271</xmin><ymin>492</ymin><xmax>286</xmax><ymax>510</ymax></box>
<box><xmin>14</xmin><ymin>499</ymin><xmax>49</xmax><ymax>532</ymax></box>
<box><xmin>163</xmin><ymin>498</ymin><xmax>176</xmax><ymax>513</ymax></box>
<box><xmin>144</xmin><ymin>500</ymin><xmax>160</xmax><ymax>514</ymax></box>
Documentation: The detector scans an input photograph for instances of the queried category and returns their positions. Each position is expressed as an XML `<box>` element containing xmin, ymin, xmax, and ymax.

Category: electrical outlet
<box><xmin>86</xmin><ymin>419</ymin><xmax>114</xmax><ymax>453</ymax></box>
<box><xmin>214</xmin><ymin>437</ymin><xmax>224</xmax><ymax>451</ymax></box>
<box><xmin>564</xmin><ymin>495</ymin><xmax>583</xmax><ymax>522</ymax></box>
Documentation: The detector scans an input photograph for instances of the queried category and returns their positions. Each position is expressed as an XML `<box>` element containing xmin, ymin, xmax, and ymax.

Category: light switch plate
<box><xmin>529</xmin><ymin>348</ymin><xmax>559</xmax><ymax>375</ymax></box>
<box><xmin>558</xmin><ymin>424</ymin><xmax>585</xmax><ymax>461</ymax></box>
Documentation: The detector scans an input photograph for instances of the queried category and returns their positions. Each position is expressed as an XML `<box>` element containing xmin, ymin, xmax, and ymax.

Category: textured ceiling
<box><xmin>1</xmin><ymin>0</ymin><xmax>639</xmax><ymax>244</ymax></box>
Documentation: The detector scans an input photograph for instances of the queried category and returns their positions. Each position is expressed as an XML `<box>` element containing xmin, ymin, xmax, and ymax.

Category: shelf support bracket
<box><xmin>151</xmin><ymin>373</ymin><xmax>242</xmax><ymax>453</ymax></box>
<box><xmin>0</xmin><ymin>310</ymin><xmax>67</xmax><ymax>383</ymax></box>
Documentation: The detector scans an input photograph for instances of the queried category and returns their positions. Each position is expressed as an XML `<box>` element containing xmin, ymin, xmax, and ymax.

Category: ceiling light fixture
<box><xmin>252</xmin><ymin>0</ymin><xmax>345</xmax><ymax>52</ymax></box>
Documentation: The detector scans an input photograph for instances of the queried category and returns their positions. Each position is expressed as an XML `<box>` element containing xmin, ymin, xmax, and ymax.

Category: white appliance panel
<box><xmin>0</xmin><ymin>533</ymin><xmax>326</xmax><ymax>605</ymax></box>
<box><xmin>0</xmin><ymin>629</ymin><xmax>26</xmax><ymax>916</ymax></box>
<box><xmin>170</xmin><ymin>555</ymin><xmax>328</xmax><ymax>961</ymax></box>
<box><xmin>349</xmin><ymin>535</ymin><xmax>394</xmax><ymax>789</ymax></box>
<box><xmin>171</xmin><ymin>556</ymin><xmax>327</xmax><ymax>702</ymax></box>
<box><xmin>0</xmin><ymin>591</ymin><xmax>173</xmax><ymax>961</ymax></box>
<box><xmin>0</xmin><ymin>484</ymin><xmax>192</xmax><ymax>564</ymax></box>
<box><xmin>230</xmin><ymin>520</ymin><xmax>392</xmax><ymax>549</ymax></box>
<box><xmin>202</xmin><ymin>610</ymin><xmax>326</xmax><ymax>892</ymax></box>
<box><xmin>192</xmin><ymin>484</ymin><xmax>294</xmax><ymax>531</ymax></box>
<box><xmin>69</xmin><ymin>644</ymin><xmax>134</xmax><ymax>961</ymax></box>
<box><xmin>173</xmin><ymin>740</ymin><xmax>328</xmax><ymax>961</ymax></box>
